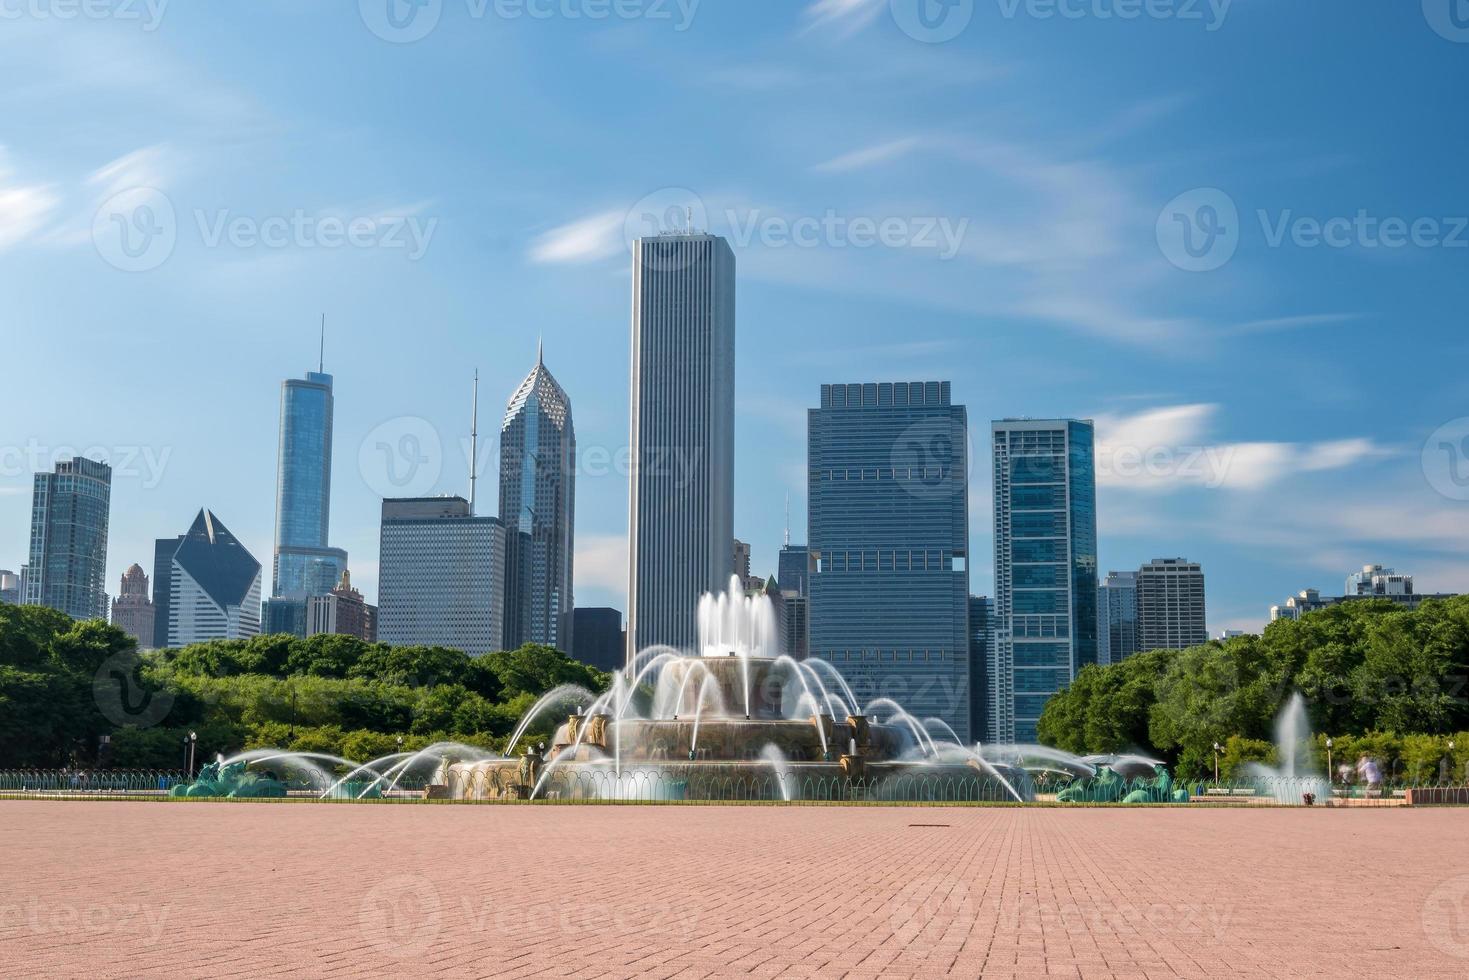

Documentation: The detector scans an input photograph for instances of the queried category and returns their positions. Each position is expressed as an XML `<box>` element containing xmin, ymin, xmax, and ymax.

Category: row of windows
<box><xmin>817</xmin><ymin>550</ymin><xmax>964</xmax><ymax>573</ymax></box>
<box><xmin>817</xmin><ymin>649</ymin><xmax>960</xmax><ymax>663</ymax></box>
<box><xmin>817</xmin><ymin>467</ymin><xmax>954</xmax><ymax>482</ymax></box>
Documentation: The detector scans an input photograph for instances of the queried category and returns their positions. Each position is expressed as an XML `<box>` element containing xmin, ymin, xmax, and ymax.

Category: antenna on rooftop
<box><xmin>469</xmin><ymin>369</ymin><xmax>480</xmax><ymax>515</ymax></box>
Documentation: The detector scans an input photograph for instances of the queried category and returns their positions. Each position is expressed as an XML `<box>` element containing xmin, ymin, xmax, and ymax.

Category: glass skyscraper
<box><xmin>808</xmin><ymin>382</ymin><xmax>971</xmax><ymax>742</ymax></box>
<box><xmin>24</xmin><ymin>457</ymin><xmax>112</xmax><ymax>620</ymax></box>
<box><xmin>499</xmin><ymin>345</ymin><xmax>575</xmax><ymax>651</ymax></box>
<box><xmin>990</xmin><ymin>419</ymin><xmax>1098</xmax><ymax>743</ymax></box>
<box><xmin>274</xmin><ymin>369</ymin><xmax>346</xmax><ymax>606</ymax></box>
<box><xmin>1097</xmin><ymin>570</ymin><xmax>1139</xmax><ymax>666</ymax></box>
<box><xmin>626</xmin><ymin>232</ymin><xmax>735</xmax><ymax>658</ymax></box>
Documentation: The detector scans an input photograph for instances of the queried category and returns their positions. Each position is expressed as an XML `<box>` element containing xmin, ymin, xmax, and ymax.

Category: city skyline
<box><xmin>3</xmin><ymin>6</ymin><xmax>1467</xmax><ymax>638</ymax></box>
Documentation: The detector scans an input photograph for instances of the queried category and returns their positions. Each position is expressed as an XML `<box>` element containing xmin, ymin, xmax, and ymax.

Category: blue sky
<box><xmin>2</xmin><ymin>1</ymin><xmax>1467</xmax><ymax>634</ymax></box>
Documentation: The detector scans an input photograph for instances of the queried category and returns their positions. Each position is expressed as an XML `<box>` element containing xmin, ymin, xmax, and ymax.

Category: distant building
<box><xmin>1271</xmin><ymin>566</ymin><xmax>1454</xmax><ymax>622</ymax></box>
<box><xmin>378</xmin><ymin>496</ymin><xmax>505</xmax><ymax>655</ymax></box>
<box><xmin>778</xmin><ymin>545</ymin><xmax>809</xmax><ymax>596</ymax></box>
<box><xmin>1097</xmin><ymin>571</ymin><xmax>1138</xmax><ymax>666</ymax></box>
<box><xmin>165</xmin><ymin>510</ymin><xmax>263</xmax><ymax>646</ymax></box>
<box><xmin>499</xmin><ymin>346</ymin><xmax>576</xmax><ymax>651</ymax></box>
<box><xmin>24</xmin><ymin>457</ymin><xmax>112</xmax><ymax>620</ymax></box>
<box><xmin>0</xmin><ymin>569</ymin><xmax>19</xmax><ymax>605</ymax></box>
<box><xmin>1135</xmin><ymin>558</ymin><xmax>1207</xmax><ymax>651</ymax></box>
<box><xmin>572</xmin><ymin>607</ymin><xmax>623</xmax><ymax>673</ymax></box>
<box><xmin>306</xmin><ymin>569</ymin><xmax>378</xmax><ymax>641</ymax></box>
<box><xmin>733</xmin><ymin>539</ymin><xmax>751</xmax><ymax>580</ymax></box>
<box><xmin>968</xmin><ymin>596</ymin><xmax>996</xmax><ymax>741</ymax></box>
<box><xmin>1346</xmin><ymin>564</ymin><xmax>1413</xmax><ymax>597</ymax></box>
<box><xmin>990</xmin><ymin>419</ymin><xmax>1098</xmax><ymax>744</ymax></box>
<box><xmin>151</xmin><ymin>535</ymin><xmax>183</xmax><ymax>649</ymax></box>
<box><xmin>782</xmin><ymin>593</ymin><xmax>809</xmax><ymax>660</ymax></box>
<box><xmin>110</xmin><ymin>564</ymin><xmax>155</xmax><ymax>649</ymax></box>
<box><xmin>809</xmin><ymin>381</ymin><xmax>972</xmax><ymax>741</ymax></box>
<box><xmin>626</xmin><ymin>232</ymin><xmax>736</xmax><ymax>658</ymax></box>
<box><xmin>262</xmin><ymin>597</ymin><xmax>307</xmax><ymax>637</ymax></box>
<box><xmin>1216</xmin><ymin>629</ymin><xmax>1248</xmax><ymax>640</ymax></box>
<box><xmin>273</xmin><ymin>367</ymin><xmax>347</xmax><ymax>606</ymax></box>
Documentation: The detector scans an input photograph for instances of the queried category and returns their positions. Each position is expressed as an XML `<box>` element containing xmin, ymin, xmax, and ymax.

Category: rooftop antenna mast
<box><xmin>318</xmin><ymin>314</ymin><xmax>325</xmax><ymax>373</ymax></box>
<box><xmin>784</xmin><ymin>492</ymin><xmax>790</xmax><ymax>548</ymax></box>
<box><xmin>469</xmin><ymin>369</ymin><xmax>480</xmax><ymax>515</ymax></box>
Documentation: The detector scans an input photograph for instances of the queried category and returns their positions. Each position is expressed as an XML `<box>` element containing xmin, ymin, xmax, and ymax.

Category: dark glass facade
<box><xmin>571</xmin><ymin>607</ymin><xmax>623</xmax><ymax>673</ymax></box>
<box><xmin>274</xmin><ymin>371</ymin><xmax>344</xmax><ymax>600</ymax></box>
<box><xmin>778</xmin><ymin>545</ymin><xmax>809</xmax><ymax>596</ymax></box>
<box><xmin>25</xmin><ymin>458</ymin><xmax>112</xmax><ymax>620</ymax></box>
<box><xmin>808</xmin><ymin>381</ymin><xmax>971</xmax><ymax>742</ymax></box>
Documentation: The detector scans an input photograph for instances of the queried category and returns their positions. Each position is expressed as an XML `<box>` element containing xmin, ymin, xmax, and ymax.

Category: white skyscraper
<box><xmin>165</xmin><ymin>510</ymin><xmax>263</xmax><ymax>646</ymax></box>
<box><xmin>625</xmin><ymin>233</ymin><xmax>735</xmax><ymax>659</ymax></box>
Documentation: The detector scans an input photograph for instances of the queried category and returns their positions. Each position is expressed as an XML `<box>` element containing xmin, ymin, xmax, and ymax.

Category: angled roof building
<box><xmin>165</xmin><ymin>509</ymin><xmax>263</xmax><ymax>646</ymax></box>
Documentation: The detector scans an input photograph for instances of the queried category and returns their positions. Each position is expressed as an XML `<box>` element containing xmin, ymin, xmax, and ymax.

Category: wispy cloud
<box><xmin>0</xmin><ymin>147</ymin><xmax>59</xmax><ymax>250</ymax></box>
<box><xmin>812</xmin><ymin>137</ymin><xmax>921</xmax><ymax>174</ymax></box>
<box><xmin>575</xmin><ymin>533</ymin><xmax>627</xmax><ymax>604</ymax></box>
<box><xmin>802</xmin><ymin>0</ymin><xmax>886</xmax><ymax>37</ymax></box>
<box><xmin>1222</xmin><ymin>313</ymin><xmax>1368</xmax><ymax>337</ymax></box>
<box><xmin>528</xmin><ymin>210</ymin><xmax>624</xmax><ymax>264</ymax></box>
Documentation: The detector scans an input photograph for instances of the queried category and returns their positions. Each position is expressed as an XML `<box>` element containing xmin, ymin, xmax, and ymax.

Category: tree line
<box><xmin>1037</xmin><ymin>596</ymin><xmax>1469</xmax><ymax>780</ymax></box>
<box><xmin>0</xmin><ymin>602</ymin><xmax>610</xmax><ymax>769</ymax></box>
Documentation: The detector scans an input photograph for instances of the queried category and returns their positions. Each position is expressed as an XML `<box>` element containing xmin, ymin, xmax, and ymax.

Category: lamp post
<box><xmin>1326</xmin><ymin>737</ymin><xmax>1333</xmax><ymax>784</ymax></box>
<box><xmin>1213</xmin><ymin>742</ymin><xmax>1222</xmax><ymax>785</ymax></box>
<box><xmin>187</xmin><ymin>731</ymin><xmax>198</xmax><ymax>778</ymax></box>
<box><xmin>182</xmin><ymin>735</ymin><xmax>190</xmax><ymax>774</ymax></box>
<box><xmin>1447</xmin><ymin>739</ymin><xmax>1456</xmax><ymax>787</ymax></box>
<box><xmin>397</xmin><ymin>735</ymin><xmax>404</xmax><ymax>756</ymax></box>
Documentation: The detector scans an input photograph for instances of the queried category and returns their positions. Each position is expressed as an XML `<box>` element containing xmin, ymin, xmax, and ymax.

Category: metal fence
<box><xmin>0</xmin><ymin>768</ymin><xmax>1461</xmax><ymax>806</ymax></box>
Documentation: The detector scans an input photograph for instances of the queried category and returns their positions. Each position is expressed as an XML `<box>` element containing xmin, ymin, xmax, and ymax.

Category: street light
<box><xmin>1326</xmin><ymin>737</ymin><xmax>1334</xmax><ymax>783</ymax></box>
<box><xmin>397</xmin><ymin>735</ymin><xmax>404</xmax><ymax>756</ymax></box>
<box><xmin>1213</xmin><ymin>742</ymin><xmax>1222</xmax><ymax>785</ymax></box>
<box><xmin>187</xmin><ymin>731</ymin><xmax>198</xmax><ymax>778</ymax></box>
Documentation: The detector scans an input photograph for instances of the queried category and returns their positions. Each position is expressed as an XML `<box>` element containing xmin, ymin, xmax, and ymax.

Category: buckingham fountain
<box><xmin>426</xmin><ymin>577</ymin><xmax>1031</xmax><ymax>803</ymax></box>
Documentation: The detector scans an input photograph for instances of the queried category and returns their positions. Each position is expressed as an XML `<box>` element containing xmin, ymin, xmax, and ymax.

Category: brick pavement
<box><xmin>2</xmin><ymin>801</ymin><xmax>1466</xmax><ymax>978</ymax></box>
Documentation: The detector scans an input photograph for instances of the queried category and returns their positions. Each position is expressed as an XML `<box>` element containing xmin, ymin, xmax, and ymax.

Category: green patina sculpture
<box><xmin>170</xmin><ymin>760</ymin><xmax>288</xmax><ymax>799</ymax></box>
<box><xmin>1056</xmin><ymin>765</ymin><xmax>1189</xmax><ymax>804</ymax></box>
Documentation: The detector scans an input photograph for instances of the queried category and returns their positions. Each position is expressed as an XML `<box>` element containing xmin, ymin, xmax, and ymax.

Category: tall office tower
<box><xmin>24</xmin><ymin>457</ymin><xmax>112</xmax><ymax>620</ymax></box>
<box><xmin>273</xmin><ymin>361</ymin><xmax>347</xmax><ymax>610</ymax></box>
<box><xmin>782</xmin><ymin>593</ymin><xmax>809</xmax><ymax>660</ymax></box>
<box><xmin>498</xmin><ymin>346</ymin><xmax>576</xmax><ymax>651</ymax></box>
<box><xmin>1097</xmin><ymin>571</ymin><xmax>1139</xmax><ymax>666</ymax></box>
<box><xmin>165</xmin><ymin>510</ymin><xmax>263</xmax><ymax>646</ymax></box>
<box><xmin>306</xmin><ymin>570</ymin><xmax>378</xmax><ymax>641</ymax></box>
<box><xmin>110</xmin><ymin>564</ymin><xmax>156</xmax><ymax>649</ymax></box>
<box><xmin>0</xmin><ymin>569</ymin><xmax>19</xmax><ymax>605</ymax></box>
<box><xmin>572</xmin><ymin>607</ymin><xmax>624</xmax><ymax>673</ymax></box>
<box><xmin>733</xmin><ymin>539</ymin><xmax>752</xmax><ymax>578</ymax></box>
<box><xmin>808</xmin><ymin>382</ymin><xmax>972</xmax><ymax>741</ymax></box>
<box><xmin>1346</xmin><ymin>564</ymin><xmax>1413</xmax><ymax>597</ymax></box>
<box><xmin>626</xmin><ymin>232</ymin><xmax>736</xmax><ymax>658</ymax></box>
<box><xmin>990</xmin><ymin>419</ymin><xmax>1097</xmax><ymax>744</ymax></box>
<box><xmin>778</xmin><ymin>545</ymin><xmax>809</xmax><ymax>597</ymax></box>
<box><xmin>378</xmin><ymin>496</ymin><xmax>506</xmax><ymax>655</ymax></box>
<box><xmin>150</xmin><ymin>535</ymin><xmax>182</xmax><ymax>648</ymax></box>
<box><xmin>968</xmin><ymin>596</ymin><xmax>995</xmax><ymax>744</ymax></box>
<box><xmin>1135</xmin><ymin>558</ymin><xmax>1207</xmax><ymax>651</ymax></box>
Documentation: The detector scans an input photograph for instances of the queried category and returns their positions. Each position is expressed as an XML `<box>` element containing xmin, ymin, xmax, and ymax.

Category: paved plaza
<box><xmin>3</xmin><ymin>800</ymin><xmax>1467</xmax><ymax>978</ymax></box>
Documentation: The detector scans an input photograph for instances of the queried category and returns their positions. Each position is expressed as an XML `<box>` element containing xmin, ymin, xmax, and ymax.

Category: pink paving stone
<box><xmin>2</xmin><ymin>802</ymin><xmax>1468</xmax><ymax>978</ymax></box>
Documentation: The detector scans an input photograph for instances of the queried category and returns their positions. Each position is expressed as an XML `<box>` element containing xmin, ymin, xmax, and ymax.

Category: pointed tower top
<box><xmin>536</xmin><ymin>336</ymin><xmax>544</xmax><ymax>367</ymax></box>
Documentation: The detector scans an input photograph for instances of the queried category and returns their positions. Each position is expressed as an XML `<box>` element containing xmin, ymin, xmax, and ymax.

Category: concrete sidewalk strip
<box><xmin>1</xmin><ymin>801</ymin><xmax>1466</xmax><ymax>978</ymax></box>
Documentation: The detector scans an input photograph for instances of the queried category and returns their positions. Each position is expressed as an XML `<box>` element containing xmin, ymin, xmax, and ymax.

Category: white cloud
<box><xmin>811</xmin><ymin>137</ymin><xmax>921</xmax><ymax>174</ymax></box>
<box><xmin>802</xmin><ymin>0</ymin><xmax>886</xmax><ymax>36</ymax></box>
<box><xmin>575</xmin><ymin>533</ymin><xmax>627</xmax><ymax>605</ymax></box>
<box><xmin>0</xmin><ymin>147</ymin><xmax>59</xmax><ymax>250</ymax></box>
<box><xmin>528</xmin><ymin>210</ymin><xmax>624</xmax><ymax>265</ymax></box>
<box><xmin>1094</xmin><ymin>403</ymin><xmax>1386</xmax><ymax>492</ymax></box>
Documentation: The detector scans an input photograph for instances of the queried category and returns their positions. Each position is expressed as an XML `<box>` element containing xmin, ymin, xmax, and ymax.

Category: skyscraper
<box><xmin>151</xmin><ymin>534</ymin><xmax>182</xmax><ymax>648</ymax></box>
<box><xmin>990</xmin><ymin>419</ymin><xmax>1097</xmax><ymax>744</ymax></box>
<box><xmin>968</xmin><ymin>595</ymin><xmax>995</xmax><ymax>742</ymax></box>
<box><xmin>778</xmin><ymin>545</ymin><xmax>809</xmax><ymax>597</ymax></box>
<box><xmin>808</xmin><ymin>381</ymin><xmax>972</xmax><ymax>741</ymax></box>
<box><xmin>1097</xmin><ymin>570</ymin><xmax>1138</xmax><ymax>666</ymax></box>
<box><xmin>306</xmin><ymin>570</ymin><xmax>378</xmax><ymax>642</ymax></box>
<box><xmin>571</xmin><ymin>607</ymin><xmax>623</xmax><ymax>673</ymax></box>
<box><xmin>165</xmin><ymin>509</ymin><xmax>263</xmax><ymax>646</ymax></box>
<box><xmin>499</xmin><ymin>345</ymin><xmax>575</xmax><ymax>651</ymax></box>
<box><xmin>378</xmin><ymin>496</ymin><xmax>506</xmax><ymax>655</ymax></box>
<box><xmin>626</xmin><ymin>232</ymin><xmax>735</xmax><ymax>658</ymax></box>
<box><xmin>111</xmin><ymin>564</ymin><xmax>155</xmax><ymax>649</ymax></box>
<box><xmin>0</xmin><ymin>570</ymin><xmax>19</xmax><ymax>605</ymax></box>
<box><xmin>273</xmin><ymin>361</ymin><xmax>347</xmax><ymax>606</ymax></box>
<box><xmin>24</xmin><ymin>457</ymin><xmax>112</xmax><ymax>620</ymax></box>
<box><xmin>1135</xmin><ymin>558</ymin><xmax>1207</xmax><ymax>651</ymax></box>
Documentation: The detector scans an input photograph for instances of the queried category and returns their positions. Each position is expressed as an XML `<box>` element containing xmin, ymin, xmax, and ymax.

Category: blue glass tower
<box><xmin>24</xmin><ymin>457</ymin><xmax>112</xmax><ymax>620</ymax></box>
<box><xmin>273</xmin><ymin>367</ymin><xmax>346</xmax><ymax>605</ymax></box>
<box><xmin>808</xmin><ymin>382</ymin><xmax>971</xmax><ymax>741</ymax></box>
<box><xmin>990</xmin><ymin>419</ymin><xmax>1098</xmax><ymax>743</ymax></box>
